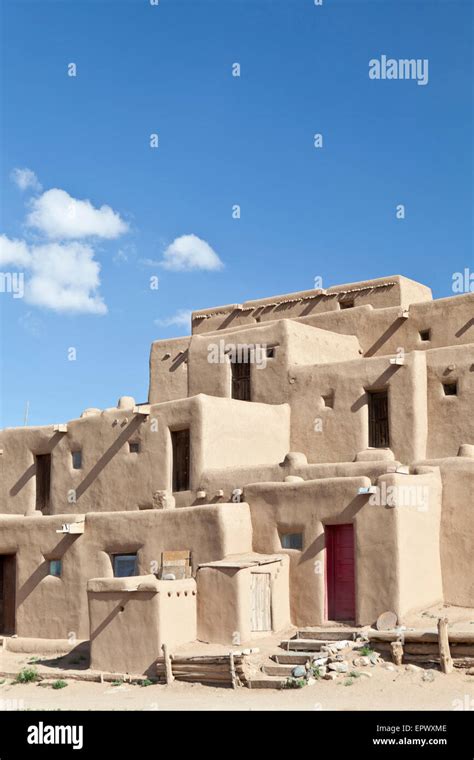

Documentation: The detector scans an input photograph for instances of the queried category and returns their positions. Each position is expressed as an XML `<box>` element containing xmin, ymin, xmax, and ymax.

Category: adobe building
<box><xmin>0</xmin><ymin>274</ymin><xmax>473</xmax><ymax>675</ymax></box>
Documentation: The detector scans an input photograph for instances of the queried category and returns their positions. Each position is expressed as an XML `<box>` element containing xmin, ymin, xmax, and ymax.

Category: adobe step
<box><xmin>280</xmin><ymin>638</ymin><xmax>331</xmax><ymax>651</ymax></box>
<box><xmin>262</xmin><ymin>663</ymin><xmax>294</xmax><ymax>677</ymax></box>
<box><xmin>296</xmin><ymin>628</ymin><xmax>360</xmax><ymax>641</ymax></box>
<box><xmin>247</xmin><ymin>676</ymin><xmax>286</xmax><ymax>690</ymax></box>
<box><xmin>271</xmin><ymin>653</ymin><xmax>314</xmax><ymax>665</ymax></box>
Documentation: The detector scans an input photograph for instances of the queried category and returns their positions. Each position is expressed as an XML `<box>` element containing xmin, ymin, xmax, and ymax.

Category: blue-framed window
<box><xmin>113</xmin><ymin>554</ymin><xmax>137</xmax><ymax>577</ymax></box>
<box><xmin>49</xmin><ymin>559</ymin><xmax>62</xmax><ymax>577</ymax></box>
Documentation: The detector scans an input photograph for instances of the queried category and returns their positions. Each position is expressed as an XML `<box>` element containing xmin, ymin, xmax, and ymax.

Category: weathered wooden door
<box><xmin>326</xmin><ymin>524</ymin><xmax>355</xmax><ymax>621</ymax></box>
<box><xmin>0</xmin><ymin>555</ymin><xmax>16</xmax><ymax>634</ymax></box>
<box><xmin>250</xmin><ymin>573</ymin><xmax>272</xmax><ymax>632</ymax></box>
<box><xmin>171</xmin><ymin>429</ymin><xmax>190</xmax><ymax>492</ymax></box>
<box><xmin>368</xmin><ymin>390</ymin><xmax>389</xmax><ymax>448</ymax></box>
<box><xmin>231</xmin><ymin>360</ymin><xmax>251</xmax><ymax>401</ymax></box>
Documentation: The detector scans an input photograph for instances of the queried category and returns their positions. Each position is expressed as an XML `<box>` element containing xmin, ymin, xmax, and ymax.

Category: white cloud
<box><xmin>161</xmin><ymin>234</ymin><xmax>223</xmax><ymax>271</ymax></box>
<box><xmin>139</xmin><ymin>258</ymin><xmax>161</xmax><ymax>267</ymax></box>
<box><xmin>0</xmin><ymin>235</ymin><xmax>107</xmax><ymax>315</ymax></box>
<box><xmin>155</xmin><ymin>309</ymin><xmax>192</xmax><ymax>328</ymax></box>
<box><xmin>27</xmin><ymin>188</ymin><xmax>129</xmax><ymax>240</ymax></box>
<box><xmin>10</xmin><ymin>167</ymin><xmax>42</xmax><ymax>192</ymax></box>
<box><xmin>0</xmin><ymin>235</ymin><xmax>32</xmax><ymax>267</ymax></box>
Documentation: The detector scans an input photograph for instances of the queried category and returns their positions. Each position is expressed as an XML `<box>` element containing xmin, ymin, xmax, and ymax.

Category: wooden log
<box><xmin>374</xmin><ymin>642</ymin><xmax>474</xmax><ymax>656</ymax></box>
<box><xmin>391</xmin><ymin>641</ymin><xmax>403</xmax><ymax>666</ymax></box>
<box><xmin>368</xmin><ymin>631</ymin><xmax>474</xmax><ymax>645</ymax></box>
<box><xmin>229</xmin><ymin>653</ymin><xmax>237</xmax><ymax>689</ymax></box>
<box><xmin>162</xmin><ymin>643</ymin><xmax>174</xmax><ymax>684</ymax></box>
<box><xmin>438</xmin><ymin>618</ymin><xmax>453</xmax><ymax>674</ymax></box>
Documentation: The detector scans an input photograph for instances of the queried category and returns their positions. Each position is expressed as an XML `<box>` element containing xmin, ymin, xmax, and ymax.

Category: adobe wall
<box><xmin>246</xmin><ymin>471</ymin><xmax>442</xmax><ymax>626</ymax></box>
<box><xmin>190</xmin><ymin>276</ymin><xmax>432</xmax><ymax>335</ymax></box>
<box><xmin>0</xmin><ymin>395</ymin><xmax>289</xmax><ymax>515</ymax></box>
<box><xmin>196</xmin><ymin>556</ymin><xmax>290</xmax><ymax>645</ymax></box>
<box><xmin>415</xmin><ymin>455</ymin><xmax>474</xmax><ymax>608</ymax></box>
<box><xmin>288</xmin><ymin>350</ymin><xmax>428</xmax><ymax>464</ymax></box>
<box><xmin>88</xmin><ymin>576</ymin><xmax>197</xmax><ymax>675</ymax></box>
<box><xmin>0</xmin><ymin>503</ymin><xmax>252</xmax><ymax>640</ymax></box>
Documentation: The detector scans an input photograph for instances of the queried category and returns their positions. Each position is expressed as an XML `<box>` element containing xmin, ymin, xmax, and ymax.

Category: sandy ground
<box><xmin>0</xmin><ymin>603</ymin><xmax>473</xmax><ymax>711</ymax></box>
<box><xmin>0</xmin><ymin>667</ymin><xmax>473</xmax><ymax>711</ymax></box>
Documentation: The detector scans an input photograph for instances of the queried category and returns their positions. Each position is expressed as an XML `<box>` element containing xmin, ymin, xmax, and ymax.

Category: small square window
<box><xmin>266</xmin><ymin>346</ymin><xmax>276</xmax><ymax>358</ymax></box>
<box><xmin>340</xmin><ymin>299</ymin><xmax>354</xmax><ymax>310</ymax></box>
<box><xmin>129</xmin><ymin>442</ymin><xmax>140</xmax><ymax>454</ymax></box>
<box><xmin>113</xmin><ymin>554</ymin><xmax>137</xmax><ymax>577</ymax></box>
<box><xmin>72</xmin><ymin>451</ymin><xmax>82</xmax><ymax>469</ymax></box>
<box><xmin>49</xmin><ymin>559</ymin><xmax>62</xmax><ymax>577</ymax></box>
<box><xmin>443</xmin><ymin>382</ymin><xmax>457</xmax><ymax>396</ymax></box>
<box><xmin>280</xmin><ymin>532</ymin><xmax>303</xmax><ymax>550</ymax></box>
<box><xmin>419</xmin><ymin>330</ymin><xmax>431</xmax><ymax>342</ymax></box>
<box><xmin>322</xmin><ymin>393</ymin><xmax>334</xmax><ymax>408</ymax></box>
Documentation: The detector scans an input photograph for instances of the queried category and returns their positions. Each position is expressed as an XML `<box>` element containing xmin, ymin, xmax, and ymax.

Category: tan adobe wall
<box><xmin>88</xmin><ymin>576</ymin><xmax>197</xmax><ymax>675</ymax></box>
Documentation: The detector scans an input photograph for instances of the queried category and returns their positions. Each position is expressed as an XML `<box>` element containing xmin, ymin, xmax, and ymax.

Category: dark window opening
<box><xmin>35</xmin><ymin>454</ymin><xmax>51</xmax><ymax>513</ymax></box>
<box><xmin>72</xmin><ymin>451</ymin><xmax>82</xmax><ymax>469</ymax></box>
<box><xmin>322</xmin><ymin>393</ymin><xmax>334</xmax><ymax>408</ymax></box>
<box><xmin>368</xmin><ymin>390</ymin><xmax>390</xmax><ymax>448</ymax></box>
<box><xmin>340</xmin><ymin>299</ymin><xmax>354</xmax><ymax>309</ymax></box>
<box><xmin>0</xmin><ymin>555</ymin><xmax>16</xmax><ymax>635</ymax></box>
<box><xmin>443</xmin><ymin>382</ymin><xmax>457</xmax><ymax>396</ymax></box>
<box><xmin>266</xmin><ymin>346</ymin><xmax>276</xmax><ymax>358</ymax></box>
<box><xmin>113</xmin><ymin>554</ymin><xmax>137</xmax><ymax>577</ymax></box>
<box><xmin>280</xmin><ymin>532</ymin><xmax>303</xmax><ymax>550</ymax></box>
<box><xmin>231</xmin><ymin>359</ymin><xmax>251</xmax><ymax>401</ymax></box>
<box><xmin>129</xmin><ymin>441</ymin><xmax>140</xmax><ymax>454</ymax></box>
<box><xmin>49</xmin><ymin>559</ymin><xmax>62</xmax><ymax>577</ymax></box>
<box><xmin>419</xmin><ymin>330</ymin><xmax>431</xmax><ymax>341</ymax></box>
<box><xmin>171</xmin><ymin>429</ymin><xmax>190</xmax><ymax>492</ymax></box>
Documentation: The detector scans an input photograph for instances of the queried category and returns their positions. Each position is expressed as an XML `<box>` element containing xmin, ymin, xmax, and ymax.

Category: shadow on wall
<box><xmin>298</xmin><ymin>495</ymin><xmax>366</xmax><ymax>566</ymax></box>
<box><xmin>75</xmin><ymin>416</ymin><xmax>144</xmax><ymax>500</ymax></box>
<box><xmin>16</xmin><ymin>534</ymin><xmax>79</xmax><ymax>605</ymax></box>
<box><xmin>365</xmin><ymin>317</ymin><xmax>405</xmax><ymax>357</ymax></box>
<box><xmin>10</xmin><ymin>431</ymin><xmax>65</xmax><ymax>497</ymax></box>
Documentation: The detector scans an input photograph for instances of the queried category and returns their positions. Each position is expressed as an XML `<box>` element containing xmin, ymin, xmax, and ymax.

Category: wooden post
<box><xmin>391</xmin><ymin>641</ymin><xmax>404</xmax><ymax>666</ymax></box>
<box><xmin>438</xmin><ymin>617</ymin><xmax>453</xmax><ymax>674</ymax></box>
<box><xmin>229</xmin><ymin>653</ymin><xmax>237</xmax><ymax>689</ymax></box>
<box><xmin>162</xmin><ymin>643</ymin><xmax>174</xmax><ymax>684</ymax></box>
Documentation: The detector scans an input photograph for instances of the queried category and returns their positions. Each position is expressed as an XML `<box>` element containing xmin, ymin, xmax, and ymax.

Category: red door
<box><xmin>326</xmin><ymin>524</ymin><xmax>355</xmax><ymax>621</ymax></box>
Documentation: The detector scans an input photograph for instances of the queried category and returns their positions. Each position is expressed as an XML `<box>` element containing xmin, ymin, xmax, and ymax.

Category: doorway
<box><xmin>35</xmin><ymin>453</ymin><xmax>51</xmax><ymax>513</ymax></box>
<box><xmin>0</xmin><ymin>555</ymin><xmax>16</xmax><ymax>635</ymax></box>
<box><xmin>250</xmin><ymin>573</ymin><xmax>272</xmax><ymax>632</ymax></box>
<box><xmin>231</xmin><ymin>359</ymin><xmax>251</xmax><ymax>401</ymax></box>
<box><xmin>326</xmin><ymin>524</ymin><xmax>355</xmax><ymax>622</ymax></box>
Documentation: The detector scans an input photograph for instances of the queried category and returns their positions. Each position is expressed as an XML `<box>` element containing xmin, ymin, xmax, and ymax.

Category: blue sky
<box><xmin>0</xmin><ymin>0</ymin><xmax>472</xmax><ymax>427</ymax></box>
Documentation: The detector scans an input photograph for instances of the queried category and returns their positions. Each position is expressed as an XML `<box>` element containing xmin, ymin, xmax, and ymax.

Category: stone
<box><xmin>383</xmin><ymin>663</ymin><xmax>395</xmax><ymax>671</ymax></box>
<box><xmin>307</xmin><ymin>677</ymin><xmax>317</xmax><ymax>686</ymax></box>
<box><xmin>465</xmin><ymin>668</ymin><xmax>474</xmax><ymax>676</ymax></box>
<box><xmin>152</xmin><ymin>490</ymin><xmax>176</xmax><ymax>510</ymax></box>
<box><xmin>406</xmin><ymin>664</ymin><xmax>422</xmax><ymax>672</ymax></box>
<box><xmin>292</xmin><ymin>665</ymin><xmax>306</xmax><ymax>678</ymax></box>
<box><xmin>422</xmin><ymin>670</ymin><xmax>436</xmax><ymax>682</ymax></box>
<box><xmin>318</xmin><ymin>666</ymin><xmax>327</xmax><ymax>676</ymax></box>
<box><xmin>328</xmin><ymin>661</ymin><xmax>348</xmax><ymax>673</ymax></box>
<box><xmin>323</xmin><ymin>672</ymin><xmax>338</xmax><ymax>680</ymax></box>
<box><xmin>376</xmin><ymin>611</ymin><xmax>398</xmax><ymax>631</ymax></box>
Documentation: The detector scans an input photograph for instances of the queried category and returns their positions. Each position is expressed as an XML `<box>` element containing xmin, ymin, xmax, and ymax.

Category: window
<box><xmin>72</xmin><ymin>451</ymin><xmax>82</xmax><ymax>469</ymax></box>
<box><xmin>280</xmin><ymin>532</ymin><xmax>303</xmax><ymax>550</ymax></box>
<box><xmin>129</xmin><ymin>441</ymin><xmax>140</xmax><ymax>454</ymax></box>
<box><xmin>113</xmin><ymin>554</ymin><xmax>137</xmax><ymax>578</ymax></box>
<box><xmin>340</xmin><ymin>299</ymin><xmax>354</xmax><ymax>310</ymax></box>
<box><xmin>49</xmin><ymin>559</ymin><xmax>62</xmax><ymax>577</ymax></box>
<box><xmin>35</xmin><ymin>454</ymin><xmax>51</xmax><ymax>513</ymax></box>
<box><xmin>231</xmin><ymin>359</ymin><xmax>251</xmax><ymax>401</ymax></box>
<box><xmin>171</xmin><ymin>429</ymin><xmax>190</xmax><ymax>492</ymax></box>
<box><xmin>322</xmin><ymin>393</ymin><xmax>334</xmax><ymax>408</ymax></box>
<box><xmin>266</xmin><ymin>346</ymin><xmax>276</xmax><ymax>359</ymax></box>
<box><xmin>368</xmin><ymin>390</ymin><xmax>390</xmax><ymax>448</ymax></box>
<box><xmin>443</xmin><ymin>382</ymin><xmax>457</xmax><ymax>396</ymax></box>
<box><xmin>419</xmin><ymin>330</ymin><xmax>431</xmax><ymax>342</ymax></box>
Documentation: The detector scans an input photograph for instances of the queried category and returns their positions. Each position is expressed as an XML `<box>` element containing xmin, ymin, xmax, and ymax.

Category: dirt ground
<box><xmin>0</xmin><ymin>603</ymin><xmax>473</xmax><ymax>711</ymax></box>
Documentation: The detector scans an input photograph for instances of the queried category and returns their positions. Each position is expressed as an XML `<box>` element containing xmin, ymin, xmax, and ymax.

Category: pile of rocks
<box><xmin>288</xmin><ymin>638</ymin><xmax>384</xmax><ymax>685</ymax></box>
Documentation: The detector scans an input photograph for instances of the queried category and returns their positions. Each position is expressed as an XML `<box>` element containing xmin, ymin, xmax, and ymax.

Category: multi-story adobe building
<box><xmin>0</xmin><ymin>275</ymin><xmax>472</xmax><ymax>674</ymax></box>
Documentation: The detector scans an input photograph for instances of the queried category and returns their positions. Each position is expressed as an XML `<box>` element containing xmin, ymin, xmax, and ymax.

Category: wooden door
<box><xmin>368</xmin><ymin>390</ymin><xmax>389</xmax><ymax>448</ymax></box>
<box><xmin>231</xmin><ymin>360</ymin><xmax>251</xmax><ymax>401</ymax></box>
<box><xmin>0</xmin><ymin>555</ymin><xmax>16</xmax><ymax>634</ymax></box>
<box><xmin>171</xmin><ymin>429</ymin><xmax>190</xmax><ymax>492</ymax></box>
<box><xmin>326</xmin><ymin>525</ymin><xmax>355</xmax><ymax>621</ymax></box>
<box><xmin>250</xmin><ymin>573</ymin><xmax>272</xmax><ymax>632</ymax></box>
